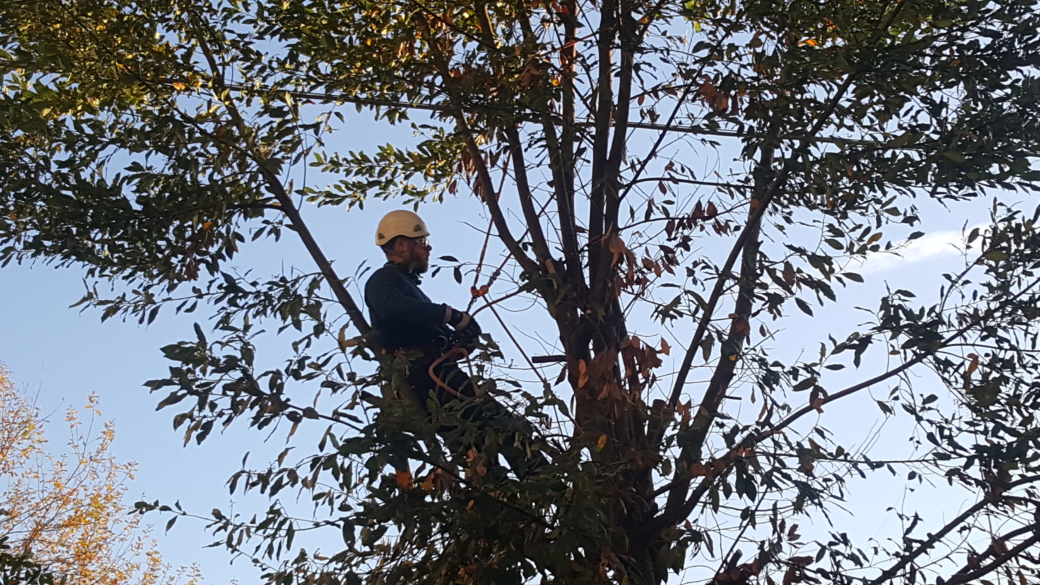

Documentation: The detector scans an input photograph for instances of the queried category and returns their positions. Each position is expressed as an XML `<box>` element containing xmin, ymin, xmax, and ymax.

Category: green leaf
<box><xmin>792</xmin><ymin>377</ymin><xmax>817</xmax><ymax>392</ymax></box>
<box><xmin>795</xmin><ymin>298</ymin><xmax>814</xmax><ymax>316</ymax></box>
<box><xmin>843</xmin><ymin>272</ymin><xmax>863</xmax><ymax>283</ymax></box>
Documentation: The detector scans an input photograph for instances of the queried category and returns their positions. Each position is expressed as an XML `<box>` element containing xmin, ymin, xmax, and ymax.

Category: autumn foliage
<box><xmin>0</xmin><ymin>365</ymin><xmax>198</xmax><ymax>585</ymax></box>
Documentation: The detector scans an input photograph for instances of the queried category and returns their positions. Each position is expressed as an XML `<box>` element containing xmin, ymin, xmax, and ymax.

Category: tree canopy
<box><xmin>0</xmin><ymin>366</ymin><xmax>200</xmax><ymax>585</ymax></box>
<box><xmin>3</xmin><ymin>0</ymin><xmax>1040</xmax><ymax>583</ymax></box>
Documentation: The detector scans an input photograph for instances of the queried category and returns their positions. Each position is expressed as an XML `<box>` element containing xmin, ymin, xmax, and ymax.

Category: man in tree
<box><xmin>365</xmin><ymin>210</ymin><xmax>544</xmax><ymax>475</ymax></box>
<box><xmin>365</xmin><ymin>210</ymin><xmax>484</xmax><ymax>403</ymax></box>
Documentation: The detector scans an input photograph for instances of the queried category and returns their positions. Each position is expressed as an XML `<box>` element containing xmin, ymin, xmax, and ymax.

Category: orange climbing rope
<box><xmin>427</xmin><ymin>346</ymin><xmax>470</xmax><ymax>398</ymax></box>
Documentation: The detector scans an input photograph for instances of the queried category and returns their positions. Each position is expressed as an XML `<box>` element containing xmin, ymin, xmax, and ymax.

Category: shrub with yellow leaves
<box><xmin>0</xmin><ymin>365</ymin><xmax>200</xmax><ymax>585</ymax></box>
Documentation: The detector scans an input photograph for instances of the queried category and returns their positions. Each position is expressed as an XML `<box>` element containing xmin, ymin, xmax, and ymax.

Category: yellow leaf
<box><xmin>202</xmin><ymin>221</ymin><xmax>213</xmax><ymax>230</ymax></box>
<box><xmin>578</xmin><ymin>359</ymin><xmax>589</xmax><ymax>388</ymax></box>
<box><xmin>172</xmin><ymin>82</ymin><xmax>187</xmax><ymax>91</ymax></box>
<box><xmin>597</xmin><ymin>434</ymin><xmax>608</xmax><ymax>451</ymax></box>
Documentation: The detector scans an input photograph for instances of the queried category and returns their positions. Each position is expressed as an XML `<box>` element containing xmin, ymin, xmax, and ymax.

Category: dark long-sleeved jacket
<box><xmin>364</xmin><ymin>262</ymin><xmax>452</xmax><ymax>351</ymax></box>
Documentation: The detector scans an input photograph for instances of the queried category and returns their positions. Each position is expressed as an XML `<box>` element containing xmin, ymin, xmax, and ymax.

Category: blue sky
<box><xmin>0</xmin><ymin>103</ymin><xmax>1019</xmax><ymax>582</ymax></box>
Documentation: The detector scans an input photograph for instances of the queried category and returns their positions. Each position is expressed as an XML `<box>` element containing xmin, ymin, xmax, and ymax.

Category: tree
<box><xmin>0</xmin><ymin>535</ymin><xmax>64</xmax><ymax>585</ymax></box>
<box><xmin>3</xmin><ymin>0</ymin><xmax>1040</xmax><ymax>583</ymax></box>
<box><xmin>0</xmin><ymin>366</ymin><xmax>199</xmax><ymax>585</ymax></box>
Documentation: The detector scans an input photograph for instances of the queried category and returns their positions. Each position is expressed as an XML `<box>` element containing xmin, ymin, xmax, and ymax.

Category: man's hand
<box><xmin>456</xmin><ymin>319</ymin><xmax>482</xmax><ymax>347</ymax></box>
<box><xmin>446</xmin><ymin>309</ymin><xmax>481</xmax><ymax>350</ymax></box>
<box><xmin>446</xmin><ymin>307</ymin><xmax>474</xmax><ymax>330</ymax></box>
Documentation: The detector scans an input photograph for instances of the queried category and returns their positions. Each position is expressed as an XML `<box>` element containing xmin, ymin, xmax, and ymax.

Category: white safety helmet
<box><xmin>375</xmin><ymin>210</ymin><xmax>431</xmax><ymax>247</ymax></box>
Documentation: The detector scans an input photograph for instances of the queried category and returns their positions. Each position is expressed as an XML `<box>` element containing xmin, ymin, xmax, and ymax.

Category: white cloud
<box><xmin>855</xmin><ymin>225</ymin><xmax>985</xmax><ymax>274</ymax></box>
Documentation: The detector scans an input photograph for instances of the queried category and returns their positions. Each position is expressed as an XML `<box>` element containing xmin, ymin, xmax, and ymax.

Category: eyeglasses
<box><xmin>411</xmin><ymin>236</ymin><xmax>430</xmax><ymax>249</ymax></box>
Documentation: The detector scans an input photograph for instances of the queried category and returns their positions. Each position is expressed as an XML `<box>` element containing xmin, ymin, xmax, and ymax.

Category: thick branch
<box><xmin>658</xmin><ymin>147</ymin><xmax>769</xmax><ymax>524</ymax></box>
<box><xmin>187</xmin><ymin>15</ymin><xmax>370</xmax><ymax>335</ymax></box>
<box><xmin>944</xmin><ymin>533</ymin><xmax>1040</xmax><ymax>585</ymax></box>
<box><xmin>667</xmin><ymin>0</ymin><xmax>909</xmax><ymax>407</ymax></box>
<box><xmin>587</xmin><ymin>0</ymin><xmax>616</xmax><ymax>286</ymax></box>
<box><xmin>515</xmin><ymin>13</ymin><xmax>583</xmax><ymax>291</ymax></box>
<box><xmin>421</xmin><ymin>25</ymin><xmax>541</xmax><ymax>277</ymax></box>
<box><xmin>540</xmin><ymin>112</ymin><xmax>585</xmax><ymax>290</ymax></box>
<box><xmin>560</xmin><ymin>0</ymin><xmax>581</xmax><ymax>283</ymax></box>
<box><xmin>458</xmin><ymin>121</ymin><xmax>541</xmax><ymax>276</ymax></box>
<box><xmin>505</xmin><ymin>125</ymin><xmax>554</xmax><ymax>265</ymax></box>
<box><xmin>684</xmin><ymin>152</ymin><xmax>768</xmax><ymax>454</ymax></box>
<box><xmin>866</xmin><ymin>500</ymin><xmax>990</xmax><ymax>585</ymax></box>
<box><xmin>590</xmin><ymin>0</ymin><xmax>636</xmax><ymax>313</ymax></box>
<box><xmin>618</xmin><ymin>9</ymin><xmax>746</xmax><ymax>204</ymax></box>
<box><xmin>667</xmin><ymin>173</ymin><xmax>774</xmax><ymax>407</ymax></box>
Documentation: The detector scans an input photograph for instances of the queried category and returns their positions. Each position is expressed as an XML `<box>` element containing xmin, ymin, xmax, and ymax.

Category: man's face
<box><xmin>405</xmin><ymin>236</ymin><xmax>432</xmax><ymax>273</ymax></box>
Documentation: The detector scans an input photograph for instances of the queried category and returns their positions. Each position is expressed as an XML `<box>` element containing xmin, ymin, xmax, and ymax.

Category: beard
<box><xmin>409</xmin><ymin>249</ymin><xmax>430</xmax><ymax>274</ymax></box>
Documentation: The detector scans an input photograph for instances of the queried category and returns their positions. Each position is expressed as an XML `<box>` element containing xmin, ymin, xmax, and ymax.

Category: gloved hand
<box><xmin>451</xmin><ymin>316</ymin><xmax>482</xmax><ymax>351</ymax></box>
<box><xmin>446</xmin><ymin>307</ymin><xmax>474</xmax><ymax>331</ymax></box>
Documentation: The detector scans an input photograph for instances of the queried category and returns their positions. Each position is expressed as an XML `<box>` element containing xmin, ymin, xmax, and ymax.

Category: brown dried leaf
<box><xmin>966</xmin><ymin>353</ymin><xmax>980</xmax><ymax>377</ymax></box>
<box><xmin>395</xmin><ymin>469</ymin><xmax>413</xmax><ymax>489</ymax></box>
<box><xmin>607</xmin><ymin>233</ymin><xmax>628</xmax><ymax>267</ymax></box>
